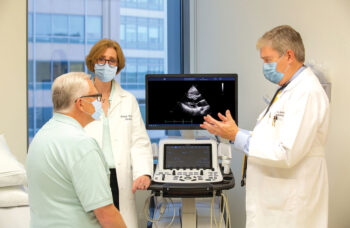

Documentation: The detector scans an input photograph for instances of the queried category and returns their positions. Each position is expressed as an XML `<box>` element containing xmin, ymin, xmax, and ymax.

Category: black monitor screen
<box><xmin>146</xmin><ymin>74</ymin><xmax>238</xmax><ymax>129</ymax></box>
<box><xmin>164</xmin><ymin>144</ymin><xmax>212</xmax><ymax>169</ymax></box>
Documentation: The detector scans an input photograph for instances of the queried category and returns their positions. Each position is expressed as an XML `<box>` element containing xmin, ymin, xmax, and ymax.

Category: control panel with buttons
<box><xmin>153</xmin><ymin>168</ymin><xmax>223</xmax><ymax>183</ymax></box>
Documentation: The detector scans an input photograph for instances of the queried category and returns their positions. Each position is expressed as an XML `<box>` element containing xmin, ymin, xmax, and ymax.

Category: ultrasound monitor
<box><xmin>146</xmin><ymin>74</ymin><xmax>238</xmax><ymax>129</ymax></box>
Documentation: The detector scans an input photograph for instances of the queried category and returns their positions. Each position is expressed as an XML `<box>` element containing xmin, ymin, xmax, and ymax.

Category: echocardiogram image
<box><xmin>176</xmin><ymin>85</ymin><xmax>211</xmax><ymax>117</ymax></box>
<box><xmin>146</xmin><ymin>75</ymin><xmax>237</xmax><ymax>129</ymax></box>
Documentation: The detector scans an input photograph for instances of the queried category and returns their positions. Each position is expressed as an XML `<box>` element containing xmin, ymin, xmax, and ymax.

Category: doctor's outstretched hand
<box><xmin>200</xmin><ymin>110</ymin><xmax>239</xmax><ymax>142</ymax></box>
<box><xmin>132</xmin><ymin>175</ymin><xmax>151</xmax><ymax>193</ymax></box>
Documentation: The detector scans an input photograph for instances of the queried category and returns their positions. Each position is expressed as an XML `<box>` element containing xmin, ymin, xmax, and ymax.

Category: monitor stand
<box><xmin>181</xmin><ymin>130</ymin><xmax>195</xmax><ymax>139</ymax></box>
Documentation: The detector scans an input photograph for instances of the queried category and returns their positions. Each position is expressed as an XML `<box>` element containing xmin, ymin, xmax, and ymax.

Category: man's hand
<box><xmin>200</xmin><ymin>109</ymin><xmax>239</xmax><ymax>142</ymax></box>
<box><xmin>132</xmin><ymin>175</ymin><xmax>151</xmax><ymax>193</ymax></box>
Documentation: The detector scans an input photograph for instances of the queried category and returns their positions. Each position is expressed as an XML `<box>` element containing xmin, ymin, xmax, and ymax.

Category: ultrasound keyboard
<box><xmin>153</xmin><ymin>168</ymin><xmax>223</xmax><ymax>183</ymax></box>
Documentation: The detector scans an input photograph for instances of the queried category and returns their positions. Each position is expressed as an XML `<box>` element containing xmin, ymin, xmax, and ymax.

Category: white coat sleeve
<box><xmin>248</xmin><ymin>88</ymin><xmax>328</xmax><ymax>168</ymax></box>
<box><xmin>130</xmin><ymin>96</ymin><xmax>154</xmax><ymax>179</ymax></box>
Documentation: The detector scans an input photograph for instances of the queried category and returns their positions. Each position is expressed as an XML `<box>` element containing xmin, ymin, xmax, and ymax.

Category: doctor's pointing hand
<box><xmin>201</xmin><ymin>25</ymin><xmax>330</xmax><ymax>228</ymax></box>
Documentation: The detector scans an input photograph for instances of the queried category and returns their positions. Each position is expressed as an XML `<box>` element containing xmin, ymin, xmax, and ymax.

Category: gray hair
<box><xmin>52</xmin><ymin>72</ymin><xmax>90</xmax><ymax>112</ymax></box>
<box><xmin>256</xmin><ymin>25</ymin><xmax>305</xmax><ymax>63</ymax></box>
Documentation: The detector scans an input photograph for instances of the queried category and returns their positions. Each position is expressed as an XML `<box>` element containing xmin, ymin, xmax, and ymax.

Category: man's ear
<box><xmin>286</xmin><ymin>49</ymin><xmax>296</xmax><ymax>63</ymax></box>
<box><xmin>75</xmin><ymin>98</ymin><xmax>84</xmax><ymax>112</ymax></box>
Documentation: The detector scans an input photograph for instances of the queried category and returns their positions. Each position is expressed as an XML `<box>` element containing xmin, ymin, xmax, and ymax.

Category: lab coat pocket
<box><xmin>261</xmin><ymin>176</ymin><xmax>297</xmax><ymax>211</ymax></box>
<box><xmin>274</xmin><ymin>116</ymin><xmax>284</xmax><ymax>130</ymax></box>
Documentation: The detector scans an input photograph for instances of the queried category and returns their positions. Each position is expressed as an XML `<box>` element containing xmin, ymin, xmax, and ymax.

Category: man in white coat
<box><xmin>201</xmin><ymin>25</ymin><xmax>330</xmax><ymax>228</ymax></box>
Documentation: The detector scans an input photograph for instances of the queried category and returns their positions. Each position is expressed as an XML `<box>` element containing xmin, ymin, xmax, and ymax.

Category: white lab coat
<box><xmin>246</xmin><ymin>67</ymin><xmax>329</xmax><ymax>228</ymax></box>
<box><xmin>85</xmin><ymin>80</ymin><xmax>153</xmax><ymax>228</ymax></box>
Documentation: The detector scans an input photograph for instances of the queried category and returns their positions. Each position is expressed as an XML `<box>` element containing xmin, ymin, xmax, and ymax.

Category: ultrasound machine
<box><xmin>145</xmin><ymin>74</ymin><xmax>237</xmax><ymax>228</ymax></box>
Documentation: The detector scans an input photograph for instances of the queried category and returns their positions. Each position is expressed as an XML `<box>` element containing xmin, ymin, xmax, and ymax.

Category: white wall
<box><xmin>191</xmin><ymin>0</ymin><xmax>350</xmax><ymax>227</ymax></box>
<box><xmin>0</xmin><ymin>0</ymin><xmax>27</xmax><ymax>165</ymax></box>
<box><xmin>0</xmin><ymin>0</ymin><xmax>349</xmax><ymax>227</ymax></box>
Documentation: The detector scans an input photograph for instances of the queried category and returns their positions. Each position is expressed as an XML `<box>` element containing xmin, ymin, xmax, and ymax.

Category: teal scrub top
<box><xmin>26</xmin><ymin>113</ymin><xmax>113</xmax><ymax>228</ymax></box>
<box><xmin>101</xmin><ymin>81</ymin><xmax>116</xmax><ymax>168</ymax></box>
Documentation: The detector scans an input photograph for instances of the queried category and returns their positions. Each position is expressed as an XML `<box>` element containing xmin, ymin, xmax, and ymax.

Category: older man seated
<box><xmin>26</xmin><ymin>72</ymin><xmax>126</xmax><ymax>228</ymax></box>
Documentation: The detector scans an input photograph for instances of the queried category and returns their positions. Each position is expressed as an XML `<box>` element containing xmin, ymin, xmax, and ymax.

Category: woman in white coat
<box><xmin>84</xmin><ymin>39</ymin><xmax>153</xmax><ymax>228</ymax></box>
<box><xmin>201</xmin><ymin>25</ymin><xmax>329</xmax><ymax>228</ymax></box>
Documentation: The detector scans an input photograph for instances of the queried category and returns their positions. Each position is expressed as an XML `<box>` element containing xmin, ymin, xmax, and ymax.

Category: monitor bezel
<box><xmin>145</xmin><ymin>73</ymin><xmax>238</xmax><ymax>130</ymax></box>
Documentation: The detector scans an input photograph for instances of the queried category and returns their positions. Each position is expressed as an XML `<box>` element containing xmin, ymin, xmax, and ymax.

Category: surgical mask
<box><xmin>94</xmin><ymin>64</ymin><xmax>118</xmax><ymax>82</ymax></box>
<box><xmin>83</xmin><ymin>99</ymin><xmax>103</xmax><ymax>120</ymax></box>
<box><xmin>263</xmin><ymin>62</ymin><xmax>284</xmax><ymax>84</ymax></box>
<box><xmin>263</xmin><ymin>55</ymin><xmax>288</xmax><ymax>84</ymax></box>
<box><xmin>91</xmin><ymin>100</ymin><xmax>103</xmax><ymax>120</ymax></box>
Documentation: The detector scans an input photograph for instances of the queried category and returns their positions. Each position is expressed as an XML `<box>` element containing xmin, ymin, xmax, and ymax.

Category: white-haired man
<box><xmin>201</xmin><ymin>25</ymin><xmax>329</xmax><ymax>228</ymax></box>
<box><xmin>26</xmin><ymin>72</ymin><xmax>126</xmax><ymax>228</ymax></box>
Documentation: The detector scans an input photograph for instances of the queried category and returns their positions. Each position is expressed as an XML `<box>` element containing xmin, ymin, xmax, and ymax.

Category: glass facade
<box><xmin>121</xmin><ymin>58</ymin><xmax>164</xmax><ymax>88</ymax></box>
<box><xmin>28</xmin><ymin>0</ymin><xmax>182</xmax><ymax>143</ymax></box>
<box><xmin>120</xmin><ymin>0</ymin><xmax>164</xmax><ymax>11</ymax></box>
<box><xmin>120</xmin><ymin>16</ymin><xmax>164</xmax><ymax>50</ymax></box>
<box><xmin>30</xmin><ymin>13</ymin><xmax>100</xmax><ymax>44</ymax></box>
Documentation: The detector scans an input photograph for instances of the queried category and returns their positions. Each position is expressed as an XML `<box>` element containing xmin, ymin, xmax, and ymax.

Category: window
<box><xmin>125</xmin><ymin>59</ymin><xmax>137</xmax><ymax>85</ymax></box>
<box><xmin>120</xmin><ymin>16</ymin><xmax>164</xmax><ymax>50</ymax></box>
<box><xmin>121</xmin><ymin>58</ymin><xmax>164</xmax><ymax>90</ymax></box>
<box><xmin>33</xmin><ymin>13</ymin><xmax>100</xmax><ymax>44</ymax></box>
<box><xmin>36</xmin><ymin>14</ymin><xmax>51</xmax><ymax>42</ymax></box>
<box><xmin>69</xmin><ymin>16</ymin><xmax>84</xmax><ymax>44</ymax></box>
<box><xmin>28</xmin><ymin>0</ymin><xmax>183</xmax><ymax>143</ymax></box>
<box><xmin>121</xmin><ymin>0</ymin><xmax>164</xmax><ymax>11</ymax></box>
<box><xmin>120</xmin><ymin>24</ymin><xmax>125</xmax><ymax>41</ymax></box>
<box><xmin>137</xmin><ymin>19</ymin><xmax>148</xmax><ymax>48</ymax></box>
<box><xmin>87</xmin><ymin>16</ymin><xmax>102</xmax><ymax>44</ymax></box>
<box><xmin>70</xmin><ymin>62</ymin><xmax>85</xmax><ymax>72</ymax></box>
<box><xmin>137</xmin><ymin>59</ymin><xmax>148</xmax><ymax>85</ymax></box>
<box><xmin>36</xmin><ymin>61</ymin><xmax>51</xmax><ymax>82</ymax></box>
<box><xmin>52</xmin><ymin>15</ymin><xmax>68</xmax><ymax>43</ymax></box>
<box><xmin>125</xmin><ymin>17</ymin><xmax>137</xmax><ymax>48</ymax></box>
<box><xmin>53</xmin><ymin>61</ymin><xmax>68</xmax><ymax>80</ymax></box>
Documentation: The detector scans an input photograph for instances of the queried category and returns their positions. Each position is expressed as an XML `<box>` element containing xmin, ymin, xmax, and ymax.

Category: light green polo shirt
<box><xmin>101</xmin><ymin>81</ymin><xmax>116</xmax><ymax>168</ymax></box>
<box><xmin>26</xmin><ymin>113</ymin><xmax>113</xmax><ymax>228</ymax></box>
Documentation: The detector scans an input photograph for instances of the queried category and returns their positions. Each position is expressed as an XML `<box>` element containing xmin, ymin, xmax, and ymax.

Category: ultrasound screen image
<box><xmin>146</xmin><ymin>75</ymin><xmax>237</xmax><ymax>129</ymax></box>
<box><xmin>179</xmin><ymin>85</ymin><xmax>211</xmax><ymax>116</ymax></box>
<box><xmin>164</xmin><ymin>144</ymin><xmax>212</xmax><ymax>169</ymax></box>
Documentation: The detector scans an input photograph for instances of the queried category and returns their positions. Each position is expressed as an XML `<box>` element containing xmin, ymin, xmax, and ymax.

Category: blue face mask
<box><xmin>94</xmin><ymin>64</ymin><xmax>118</xmax><ymax>82</ymax></box>
<box><xmin>263</xmin><ymin>54</ymin><xmax>289</xmax><ymax>84</ymax></box>
<box><xmin>263</xmin><ymin>62</ymin><xmax>284</xmax><ymax>84</ymax></box>
<box><xmin>82</xmin><ymin>99</ymin><xmax>103</xmax><ymax>120</ymax></box>
<box><xmin>90</xmin><ymin>99</ymin><xmax>103</xmax><ymax>120</ymax></box>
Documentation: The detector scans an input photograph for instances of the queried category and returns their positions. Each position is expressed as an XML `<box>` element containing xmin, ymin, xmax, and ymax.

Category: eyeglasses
<box><xmin>97</xmin><ymin>57</ymin><xmax>117</xmax><ymax>66</ymax></box>
<box><xmin>75</xmin><ymin>93</ymin><xmax>102</xmax><ymax>102</ymax></box>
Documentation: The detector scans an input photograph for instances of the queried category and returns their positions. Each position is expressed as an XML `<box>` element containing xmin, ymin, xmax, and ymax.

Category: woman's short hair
<box><xmin>256</xmin><ymin>25</ymin><xmax>305</xmax><ymax>63</ymax></box>
<box><xmin>85</xmin><ymin>39</ymin><xmax>125</xmax><ymax>75</ymax></box>
<box><xmin>52</xmin><ymin>72</ymin><xmax>90</xmax><ymax>113</ymax></box>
